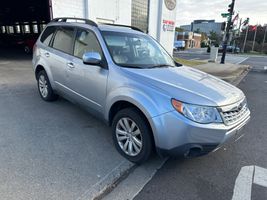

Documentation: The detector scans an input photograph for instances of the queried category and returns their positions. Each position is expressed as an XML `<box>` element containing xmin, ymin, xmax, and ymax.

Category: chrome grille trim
<box><xmin>220</xmin><ymin>99</ymin><xmax>249</xmax><ymax>125</ymax></box>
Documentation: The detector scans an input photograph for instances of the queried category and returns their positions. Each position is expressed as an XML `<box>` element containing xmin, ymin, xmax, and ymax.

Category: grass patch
<box><xmin>174</xmin><ymin>57</ymin><xmax>206</xmax><ymax>67</ymax></box>
<box><xmin>240</xmin><ymin>51</ymin><xmax>267</xmax><ymax>56</ymax></box>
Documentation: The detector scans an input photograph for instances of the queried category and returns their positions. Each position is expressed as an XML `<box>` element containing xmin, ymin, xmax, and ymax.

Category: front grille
<box><xmin>221</xmin><ymin>100</ymin><xmax>248</xmax><ymax>125</ymax></box>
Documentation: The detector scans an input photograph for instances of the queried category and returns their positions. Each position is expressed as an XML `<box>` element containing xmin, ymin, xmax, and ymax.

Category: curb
<box><xmin>76</xmin><ymin>160</ymin><xmax>135</xmax><ymax>200</ymax></box>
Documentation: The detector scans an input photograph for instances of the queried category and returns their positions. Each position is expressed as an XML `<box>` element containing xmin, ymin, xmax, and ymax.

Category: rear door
<box><xmin>49</xmin><ymin>26</ymin><xmax>75</xmax><ymax>92</ymax></box>
<box><xmin>64</xmin><ymin>28</ymin><xmax>108</xmax><ymax>113</ymax></box>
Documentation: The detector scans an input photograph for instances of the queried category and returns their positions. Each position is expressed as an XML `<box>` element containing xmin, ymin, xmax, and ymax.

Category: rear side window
<box><xmin>40</xmin><ymin>26</ymin><xmax>56</xmax><ymax>46</ymax></box>
<box><xmin>52</xmin><ymin>27</ymin><xmax>75</xmax><ymax>54</ymax></box>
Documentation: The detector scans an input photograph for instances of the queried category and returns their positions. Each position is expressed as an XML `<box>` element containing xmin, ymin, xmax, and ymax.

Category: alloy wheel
<box><xmin>115</xmin><ymin>117</ymin><xmax>143</xmax><ymax>156</ymax></box>
<box><xmin>39</xmin><ymin>75</ymin><xmax>48</xmax><ymax>98</ymax></box>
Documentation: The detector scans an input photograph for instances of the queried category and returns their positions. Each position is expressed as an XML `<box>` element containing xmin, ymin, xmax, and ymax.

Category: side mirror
<box><xmin>82</xmin><ymin>52</ymin><xmax>102</xmax><ymax>65</ymax></box>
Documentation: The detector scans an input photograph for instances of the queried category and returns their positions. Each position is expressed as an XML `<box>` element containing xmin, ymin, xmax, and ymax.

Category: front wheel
<box><xmin>112</xmin><ymin>108</ymin><xmax>153</xmax><ymax>164</ymax></box>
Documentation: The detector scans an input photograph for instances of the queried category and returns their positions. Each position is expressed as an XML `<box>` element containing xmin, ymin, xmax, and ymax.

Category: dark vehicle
<box><xmin>218</xmin><ymin>45</ymin><xmax>240</xmax><ymax>54</ymax></box>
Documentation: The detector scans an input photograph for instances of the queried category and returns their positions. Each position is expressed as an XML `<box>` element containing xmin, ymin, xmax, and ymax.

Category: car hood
<box><xmin>122</xmin><ymin>66</ymin><xmax>244</xmax><ymax>107</ymax></box>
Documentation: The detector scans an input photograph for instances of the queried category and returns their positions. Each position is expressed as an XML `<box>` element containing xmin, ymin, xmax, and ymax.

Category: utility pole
<box><xmin>252</xmin><ymin>25</ymin><xmax>258</xmax><ymax>52</ymax></box>
<box><xmin>241</xmin><ymin>18</ymin><xmax>250</xmax><ymax>53</ymax></box>
<box><xmin>221</xmin><ymin>0</ymin><xmax>235</xmax><ymax>64</ymax></box>
<box><xmin>262</xmin><ymin>25</ymin><xmax>267</xmax><ymax>53</ymax></box>
<box><xmin>242</xmin><ymin>26</ymin><xmax>249</xmax><ymax>53</ymax></box>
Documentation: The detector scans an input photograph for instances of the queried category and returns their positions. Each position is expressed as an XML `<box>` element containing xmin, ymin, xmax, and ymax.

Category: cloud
<box><xmin>176</xmin><ymin>0</ymin><xmax>267</xmax><ymax>26</ymax></box>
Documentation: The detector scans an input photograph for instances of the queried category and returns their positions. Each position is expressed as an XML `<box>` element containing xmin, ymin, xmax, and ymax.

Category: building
<box><xmin>180</xmin><ymin>20</ymin><xmax>223</xmax><ymax>36</ymax></box>
<box><xmin>175</xmin><ymin>31</ymin><xmax>201</xmax><ymax>48</ymax></box>
<box><xmin>0</xmin><ymin>0</ymin><xmax>178</xmax><ymax>54</ymax></box>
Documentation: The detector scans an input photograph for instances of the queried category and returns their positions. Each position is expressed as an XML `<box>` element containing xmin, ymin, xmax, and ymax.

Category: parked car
<box><xmin>33</xmin><ymin>18</ymin><xmax>250</xmax><ymax>163</ymax></box>
<box><xmin>0</xmin><ymin>33</ymin><xmax>38</xmax><ymax>53</ymax></box>
<box><xmin>23</xmin><ymin>37</ymin><xmax>38</xmax><ymax>54</ymax></box>
<box><xmin>219</xmin><ymin>45</ymin><xmax>240</xmax><ymax>53</ymax></box>
<box><xmin>174</xmin><ymin>40</ymin><xmax>185</xmax><ymax>51</ymax></box>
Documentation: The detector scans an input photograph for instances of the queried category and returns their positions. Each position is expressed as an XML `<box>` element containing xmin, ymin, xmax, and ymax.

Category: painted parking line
<box><xmin>189</xmin><ymin>58</ymin><xmax>200</xmax><ymax>60</ymax></box>
<box><xmin>254</xmin><ymin>166</ymin><xmax>267</xmax><ymax>187</ymax></box>
<box><xmin>232</xmin><ymin>165</ymin><xmax>267</xmax><ymax>200</ymax></box>
<box><xmin>236</xmin><ymin>57</ymin><xmax>249</xmax><ymax>64</ymax></box>
<box><xmin>232</xmin><ymin>166</ymin><xmax>254</xmax><ymax>200</ymax></box>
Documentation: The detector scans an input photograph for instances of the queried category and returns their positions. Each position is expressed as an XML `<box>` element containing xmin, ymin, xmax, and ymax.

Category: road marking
<box><xmin>254</xmin><ymin>166</ymin><xmax>267</xmax><ymax>187</ymax></box>
<box><xmin>189</xmin><ymin>58</ymin><xmax>200</xmax><ymax>60</ymax></box>
<box><xmin>232</xmin><ymin>166</ymin><xmax>254</xmax><ymax>200</ymax></box>
<box><xmin>232</xmin><ymin>165</ymin><xmax>267</xmax><ymax>200</ymax></box>
<box><xmin>236</xmin><ymin>57</ymin><xmax>249</xmax><ymax>64</ymax></box>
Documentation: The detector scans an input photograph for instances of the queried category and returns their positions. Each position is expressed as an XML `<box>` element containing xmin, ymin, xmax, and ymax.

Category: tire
<box><xmin>112</xmin><ymin>108</ymin><xmax>153</xmax><ymax>164</ymax></box>
<box><xmin>24</xmin><ymin>46</ymin><xmax>31</xmax><ymax>54</ymax></box>
<box><xmin>37</xmin><ymin>70</ymin><xmax>58</xmax><ymax>101</ymax></box>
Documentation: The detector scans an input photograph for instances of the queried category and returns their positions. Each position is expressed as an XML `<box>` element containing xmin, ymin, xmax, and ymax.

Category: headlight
<box><xmin>171</xmin><ymin>99</ymin><xmax>222</xmax><ymax>124</ymax></box>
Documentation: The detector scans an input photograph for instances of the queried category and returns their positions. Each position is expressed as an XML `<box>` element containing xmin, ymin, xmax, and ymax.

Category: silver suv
<box><xmin>33</xmin><ymin>18</ymin><xmax>250</xmax><ymax>163</ymax></box>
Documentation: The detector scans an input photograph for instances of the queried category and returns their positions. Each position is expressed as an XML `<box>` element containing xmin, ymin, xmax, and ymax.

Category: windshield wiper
<box><xmin>120</xmin><ymin>65</ymin><xmax>143</xmax><ymax>69</ymax></box>
<box><xmin>148</xmin><ymin>64</ymin><xmax>174</xmax><ymax>68</ymax></box>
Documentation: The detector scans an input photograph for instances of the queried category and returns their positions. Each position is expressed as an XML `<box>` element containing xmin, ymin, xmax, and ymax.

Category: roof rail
<box><xmin>101</xmin><ymin>23</ymin><xmax>143</xmax><ymax>32</ymax></box>
<box><xmin>51</xmin><ymin>17</ymin><xmax>98</xmax><ymax>27</ymax></box>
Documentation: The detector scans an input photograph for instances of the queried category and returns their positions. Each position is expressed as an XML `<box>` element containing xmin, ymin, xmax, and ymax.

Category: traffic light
<box><xmin>243</xmin><ymin>18</ymin><xmax>250</xmax><ymax>26</ymax></box>
<box><xmin>229</xmin><ymin>22</ymin><xmax>234</xmax><ymax>30</ymax></box>
<box><xmin>221</xmin><ymin>22</ymin><xmax>226</xmax><ymax>31</ymax></box>
<box><xmin>228</xmin><ymin>1</ymin><xmax>234</xmax><ymax>14</ymax></box>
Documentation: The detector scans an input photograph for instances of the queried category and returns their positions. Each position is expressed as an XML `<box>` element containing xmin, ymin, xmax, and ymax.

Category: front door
<box><xmin>64</xmin><ymin>28</ymin><xmax>108</xmax><ymax>113</ymax></box>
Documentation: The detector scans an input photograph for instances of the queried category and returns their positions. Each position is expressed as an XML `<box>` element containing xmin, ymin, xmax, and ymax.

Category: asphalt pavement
<box><xmin>0</xmin><ymin>48</ymin><xmax>134</xmax><ymax>200</ymax></box>
<box><xmin>241</xmin><ymin>56</ymin><xmax>267</xmax><ymax>71</ymax></box>
<box><xmin>134</xmin><ymin>57</ymin><xmax>267</xmax><ymax>200</ymax></box>
<box><xmin>1</xmin><ymin>47</ymin><xmax>267</xmax><ymax>200</ymax></box>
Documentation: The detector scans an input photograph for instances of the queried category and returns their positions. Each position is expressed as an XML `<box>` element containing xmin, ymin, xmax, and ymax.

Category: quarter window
<box><xmin>40</xmin><ymin>26</ymin><xmax>56</xmax><ymax>46</ymax></box>
<box><xmin>52</xmin><ymin>27</ymin><xmax>75</xmax><ymax>54</ymax></box>
<box><xmin>74</xmin><ymin>29</ymin><xmax>103</xmax><ymax>59</ymax></box>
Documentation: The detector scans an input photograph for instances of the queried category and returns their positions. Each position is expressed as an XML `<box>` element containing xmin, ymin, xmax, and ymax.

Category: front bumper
<box><xmin>149</xmin><ymin>108</ymin><xmax>250</xmax><ymax>157</ymax></box>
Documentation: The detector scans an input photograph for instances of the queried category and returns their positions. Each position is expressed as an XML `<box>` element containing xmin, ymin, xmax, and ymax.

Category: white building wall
<box><xmin>148</xmin><ymin>0</ymin><xmax>160</xmax><ymax>39</ymax></box>
<box><xmin>51</xmin><ymin>0</ymin><xmax>176</xmax><ymax>54</ymax></box>
<box><xmin>51</xmin><ymin>0</ymin><xmax>85</xmax><ymax>18</ymax></box>
<box><xmin>88</xmin><ymin>0</ymin><xmax>131</xmax><ymax>25</ymax></box>
<box><xmin>159</xmin><ymin>0</ymin><xmax>177</xmax><ymax>54</ymax></box>
<box><xmin>149</xmin><ymin>0</ymin><xmax>177</xmax><ymax>54</ymax></box>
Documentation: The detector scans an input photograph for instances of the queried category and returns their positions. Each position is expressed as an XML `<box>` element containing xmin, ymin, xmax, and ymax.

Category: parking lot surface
<box><xmin>0</xmin><ymin>48</ymin><xmax>133</xmax><ymax>200</ymax></box>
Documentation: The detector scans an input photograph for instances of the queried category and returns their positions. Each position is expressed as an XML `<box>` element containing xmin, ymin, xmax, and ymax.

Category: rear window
<box><xmin>40</xmin><ymin>26</ymin><xmax>56</xmax><ymax>46</ymax></box>
<box><xmin>52</xmin><ymin>27</ymin><xmax>75</xmax><ymax>54</ymax></box>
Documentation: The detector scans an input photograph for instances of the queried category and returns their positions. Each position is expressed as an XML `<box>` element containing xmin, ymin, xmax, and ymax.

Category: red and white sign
<box><xmin>162</xmin><ymin>20</ymin><xmax>175</xmax><ymax>32</ymax></box>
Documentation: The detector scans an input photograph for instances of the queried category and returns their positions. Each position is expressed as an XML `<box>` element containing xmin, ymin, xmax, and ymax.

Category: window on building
<box><xmin>15</xmin><ymin>25</ymin><xmax>21</xmax><ymax>33</ymax></box>
<box><xmin>8</xmin><ymin>26</ymin><xmax>15</xmax><ymax>34</ymax></box>
<box><xmin>1</xmin><ymin>26</ymin><xmax>6</xmax><ymax>34</ymax></box>
<box><xmin>33</xmin><ymin>24</ymin><xmax>39</xmax><ymax>33</ymax></box>
<box><xmin>52</xmin><ymin>27</ymin><xmax>75</xmax><ymax>54</ymax></box>
<box><xmin>131</xmin><ymin>0</ymin><xmax>149</xmax><ymax>33</ymax></box>
<box><xmin>24</xmin><ymin>25</ymin><xmax>31</xmax><ymax>33</ymax></box>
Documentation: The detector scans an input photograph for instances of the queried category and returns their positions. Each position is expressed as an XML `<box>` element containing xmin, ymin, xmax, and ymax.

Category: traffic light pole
<box><xmin>220</xmin><ymin>0</ymin><xmax>235</xmax><ymax>64</ymax></box>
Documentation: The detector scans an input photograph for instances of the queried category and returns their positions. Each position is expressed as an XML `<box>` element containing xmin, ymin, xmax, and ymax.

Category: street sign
<box><xmin>221</xmin><ymin>13</ymin><xmax>230</xmax><ymax>18</ymax></box>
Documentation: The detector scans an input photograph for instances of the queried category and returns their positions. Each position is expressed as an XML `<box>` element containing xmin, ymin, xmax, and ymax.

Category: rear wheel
<box><xmin>24</xmin><ymin>46</ymin><xmax>31</xmax><ymax>54</ymax></box>
<box><xmin>37</xmin><ymin>70</ymin><xmax>58</xmax><ymax>101</ymax></box>
<box><xmin>112</xmin><ymin>108</ymin><xmax>153</xmax><ymax>164</ymax></box>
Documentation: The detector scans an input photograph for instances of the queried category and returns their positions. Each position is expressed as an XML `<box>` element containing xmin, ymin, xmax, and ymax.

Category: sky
<box><xmin>176</xmin><ymin>0</ymin><xmax>267</xmax><ymax>26</ymax></box>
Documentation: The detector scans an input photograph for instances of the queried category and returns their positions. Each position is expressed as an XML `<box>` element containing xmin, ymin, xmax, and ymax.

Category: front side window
<box><xmin>74</xmin><ymin>29</ymin><xmax>103</xmax><ymax>59</ymax></box>
<box><xmin>40</xmin><ymin>26</ymin><xmax>56</xmax><ymax>46</ymax></box>
<box><xmin>102</xmin><ymin>31</ymin><xmax>175</xmax><ymax>68</ymax></box>
<box><xmin>52</xmin><ymin>27</ymin><xmax>75</xmax><ymax>54</ymax></box>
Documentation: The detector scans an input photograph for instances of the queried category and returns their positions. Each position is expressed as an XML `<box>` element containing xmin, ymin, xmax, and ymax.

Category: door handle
<box><xmin>44</xmin><ymin>52</ymin><xmax>50</xmax><ymax>57</ymax></box>
<box><xmin>67</xmin><ymin>62</ymin><xmax>75</xmax><ymax>68</ymax></box>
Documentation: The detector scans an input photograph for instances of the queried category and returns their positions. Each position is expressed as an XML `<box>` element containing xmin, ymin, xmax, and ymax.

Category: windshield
<box><xmin>101</xmin><ymin>31</ymin><xmax>175</xmax><ymax>68</ymax></box>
